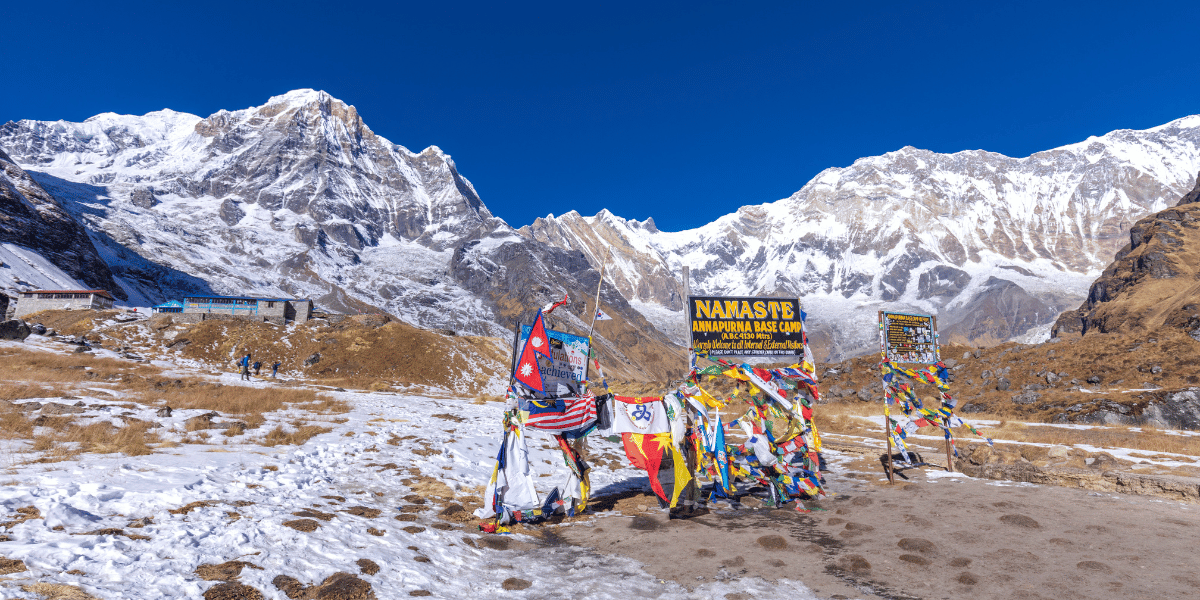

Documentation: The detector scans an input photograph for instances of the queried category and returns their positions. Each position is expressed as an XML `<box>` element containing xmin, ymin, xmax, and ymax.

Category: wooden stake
<box><xmin>944</xmin><ymin>434</ymin><xmax>955</xmax><ymax>472</ymax></box>
<box><xmin>880</xmin><ymin>311</ymin><xmax>895</xmax><ymax>484</ymax></box>
<box><xmin>504</xmin><ymin>318</ymin><xmax>522</xmax><ymax>394</ymax></box>
<box><xmin>884</xmin><ymin>413</ymin><xmax>895</xmax><ymax>484</ymax></box>
<box><xmin>585</xmin><ymin>247</ymin><xmax>611</xmax><ymax>342</ymax></box>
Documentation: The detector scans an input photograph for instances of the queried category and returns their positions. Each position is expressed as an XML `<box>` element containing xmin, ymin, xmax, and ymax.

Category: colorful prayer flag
<box><xmin>514</xmin><ymin>310</ymin><xmax>553</xmax><ymax>392</ymax></box>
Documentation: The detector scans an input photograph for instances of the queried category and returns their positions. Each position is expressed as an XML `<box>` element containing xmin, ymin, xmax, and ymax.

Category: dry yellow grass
<box><xmin>0</xmin><ymin>345</ymin><xmax>350</xmax><ymax>462</ymax></box>
<box><xmin>0</xmin><ymin>344</ymin><xmax>347</xmax><ymax>417</ymax></box>
<box><xmin>22</xmin><ymin>581</ymin><xmax>101</xmax><ymax>599</ymax></box>
<box><xmin>0</xmin><ymin>384</ymin><xmax>69</xmax><ymax>403</ymax></box>
<box><xmin>160</xmin><ymin>384</ymin><xmax>330</xmax><ymax>417</ymax></box>
<box><xmin>26</xmin><ymin>421</ymin><xmax>159</xmax><ymax>463</ymax></box>
<box><xmin>260</xmin><ymin>423</ymin><xmax>333</xmax><ymax>447</ymax></box>
<box><xmin>816</xmin><ymin>402</ymin><xmax>1200</xmax><ymax>457</ymax></box>
<box><xmin>0</xmin><ymin>405</ymin><xmax>35</xmax><ymax>440</ymax></box>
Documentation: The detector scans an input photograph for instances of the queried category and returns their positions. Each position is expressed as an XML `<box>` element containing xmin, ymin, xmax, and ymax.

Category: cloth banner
<box><xmin>609</xmin><ymin>396</ymin><xmax>671</xmax><ymax>434</ymax></box>
<box><xmin>474</xmin><ymin>421</ymin><xmax>540</xmax><ymax>521</ymax></box>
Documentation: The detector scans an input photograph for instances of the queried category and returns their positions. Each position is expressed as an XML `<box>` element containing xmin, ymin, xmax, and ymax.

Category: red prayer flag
<box><xmin>513</xmin><ymin>310</ymin><xmax>554</xmax><ymax>392</ymax></box>
<box><xmin>622</xmin><ymin>432</ymin><xmax>668</xmax><ymax>501</ymax></box>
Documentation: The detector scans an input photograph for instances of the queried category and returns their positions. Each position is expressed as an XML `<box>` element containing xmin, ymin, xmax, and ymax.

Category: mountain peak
<box><xmin>264</xmin><ymin>88</ymin><xmax>334</xmax><ymax>108</ymax></box>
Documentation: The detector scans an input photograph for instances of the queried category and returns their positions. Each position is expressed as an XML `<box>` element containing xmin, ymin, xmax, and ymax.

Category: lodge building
<box><xmin>177</xmin><ymin>295</ymin><xmax>313</xmax><ymax>324</ymax></box>
<box><xmin>14</xmin><ymin>290</ymin><xmax>115</xmax><ymax>318</ymax></box>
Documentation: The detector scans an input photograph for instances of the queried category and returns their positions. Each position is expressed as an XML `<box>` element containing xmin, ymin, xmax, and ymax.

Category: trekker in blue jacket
<box><xmin>239</xmin><ymin>353</ymin><xmax>252</xmax><ymax>381</ymax></box>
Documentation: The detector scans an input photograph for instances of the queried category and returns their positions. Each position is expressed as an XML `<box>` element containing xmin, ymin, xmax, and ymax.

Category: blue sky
<box><xmin>5</xmin><ymin>1</ymin><xmax>1200</xmax><ymax>231</ymax></box>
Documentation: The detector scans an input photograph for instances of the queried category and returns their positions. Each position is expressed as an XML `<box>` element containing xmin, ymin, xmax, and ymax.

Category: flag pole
<box><xmin>505</xmin><ymin>318</ymin><xmax>522</xmax><ymax>394</ymax></box>
<box><xmin>586</xmin><ymin>247</ymin><xmax>611</xmax><ymax>341</ymax></box>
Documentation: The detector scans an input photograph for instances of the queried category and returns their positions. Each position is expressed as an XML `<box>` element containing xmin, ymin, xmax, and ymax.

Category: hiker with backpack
<box><xmin>239</xmin><ymin>353</ymin><xmax>252</xmax><ymax>381</ymax></box>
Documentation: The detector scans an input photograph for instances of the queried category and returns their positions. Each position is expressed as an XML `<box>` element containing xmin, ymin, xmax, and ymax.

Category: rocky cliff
<box><xmin>0</xmin><ymin>148</ymin><xmax>122</xmax><ymax>299</ymax></box>
<box><xmin>1053</xmin><ymin>171</ymin><xmax>1200</xmax><ymax>338</ymax></box>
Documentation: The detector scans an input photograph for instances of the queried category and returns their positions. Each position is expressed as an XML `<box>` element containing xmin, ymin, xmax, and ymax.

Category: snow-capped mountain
<box><xmin>0</xmin><ymin>90</ymin><xmax>684</xmax><ymax>380</ymax></box>
<box><xmin>521</xmin><ymin>118</ymin><xmax>1200</xmax><ymax>359</ymax></box>
<box><xmin>4</xmin><ymin>89</ymin><xmax>1200</xmax><ymax>364</ymax></box>
<box><xmin>0</xmin><ymin>90</ymin><xmax>509</xmax><ymax>321</ymax></box>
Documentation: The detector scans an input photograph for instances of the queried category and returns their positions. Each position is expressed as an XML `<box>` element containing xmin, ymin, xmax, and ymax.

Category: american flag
<box><xmin>524</xmin><ymin>395</ymin><xmax>597</xmax><ymax>433</ymax></box>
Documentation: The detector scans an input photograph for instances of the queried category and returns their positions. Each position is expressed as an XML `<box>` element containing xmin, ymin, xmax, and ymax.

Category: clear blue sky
<box><xmin>4</xmin><ymin>1</ymin><xmax>1199</xmax><ymax>231</ymax></box>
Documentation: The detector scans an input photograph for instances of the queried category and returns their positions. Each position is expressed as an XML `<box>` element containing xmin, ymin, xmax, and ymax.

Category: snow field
<box><xmin>0</xmin><ymin>379</ymin><xmax>825</xmax><ymax>599</ymax></box>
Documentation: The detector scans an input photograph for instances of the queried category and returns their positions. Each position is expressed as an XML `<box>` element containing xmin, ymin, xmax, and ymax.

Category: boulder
<box><xmin>304</xmin><ymin>352</ymin><xmax>321</xmax><ymax>367</ymax></box>
<box><xmin>41</xmin><ymin>402</ymin><xmax>85</xmax><ymax>415</ymax></box>
<box><xmin>1011</xmin><ymin>391</ymin><xmax>1041</xmax><ymax>405</ymax></box>
<box><xmin>0</xmin><ymin>319</ymin><xmax>31</xmax><ymax>341</ymax></box>
<box><xmin>995</xmin><ymin>378</ymin><xmax>1011</xmax><ymax>391</ymax></box>
<box><xmin>1087</xmin><ymin>375</ymin><xmax>1102</xmax><ymax>384</ymax></box>
<box><xmin>149</xmin><ymin>314</ymin><xmax>174</xmax><ymax>330</ymax></box>
<box><xmin>1141</xmin><ymin>388</ymin><xmax>1200</xmax><ymax>430</ymax></box>
<box><xmin>130</xmin><ymin>185</ymin><xmax>159</xmax><ymax>209</ymax></box>
<box><xmin>185</xmin><ymin>412</ymin><xmax>221</xmax><ymax>431</ymax></box>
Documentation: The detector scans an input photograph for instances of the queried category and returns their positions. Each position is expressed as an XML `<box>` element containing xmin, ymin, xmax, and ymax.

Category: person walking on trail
<box><xmin>240</xmin><ymin>353</ymin><xmax>252</xmax><ymax>381</ymax></box>
<box><xmin>271</xmin><ymin>361</ymin><xmax>281</xmax><ymax>379</ymax></box>
<box><xmin>253</xmin><ymin>360</ymin><xmax>262</xmax><ymax>376</ymax></box>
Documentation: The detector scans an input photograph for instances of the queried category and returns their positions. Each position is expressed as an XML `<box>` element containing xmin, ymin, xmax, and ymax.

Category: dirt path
<box><xmin>556</xmin><ymin>446</ymin><xmax>1200</xmax><ymax>600</ymax></box>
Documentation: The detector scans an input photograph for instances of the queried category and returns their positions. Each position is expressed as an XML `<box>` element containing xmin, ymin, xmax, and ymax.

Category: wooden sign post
<box><xmin>878</xmin><ymin>311</ymin><xmax>895</xmax><ymax>483</ymax></box>
<box><xmin>879</xmin><ymin>309</ymin><xmax>953</xmax><ymax>478</ymax></box>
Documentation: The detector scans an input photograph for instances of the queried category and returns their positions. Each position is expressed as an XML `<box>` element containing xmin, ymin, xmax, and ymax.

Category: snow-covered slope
<box><xmin>0</xmin><ymin>148</ymin><xmax>121</xmax><ymax>301</ymax></box>
<box><xmin>522</xmin><ymin>117</ymin><xmax>1200</xmax><ymax>358</ymax></box>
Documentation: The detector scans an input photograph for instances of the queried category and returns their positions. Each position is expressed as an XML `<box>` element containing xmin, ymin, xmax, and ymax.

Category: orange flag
<box><xmin>621</xmin><ymin>432</ymin><xmax>692</xmax><ymax>507</ymax></box>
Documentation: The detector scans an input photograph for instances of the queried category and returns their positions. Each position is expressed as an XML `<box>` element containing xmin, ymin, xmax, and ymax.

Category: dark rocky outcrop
<box><xmin>1053</xmin><ymin>171</ymin><xmax>1200</xmax><ymax>337</ymax></box>
<box><xmin>0</xmin><ymin>148</ymin><xmax>124</xmax><ymax>298</ymax></box>
<box><xmin>449</xmin><ymin>237</ymin><xmax>686</xmax><ymax>381</ymax></box>
<box><xmin>219</xmin><ymin>199</ymin><xmax>244</xmax><ymax>226</ymax></box>
<box><xmin>0</xmin><ymin>319</ymin><xmax>30</xmax><ymax>341</ymax></box>
<box><xmin>957</xmin><ymin>443</ymin><xmax>1200</xmax><ymax>503</ymax></box>
<box><xmin>942</xmin><ymin>278</ymin><xmax>1055</xmax><ymax>345</ymax></box>
<box><xmin>130</xmin><ymin>185</ymin><xmax>158</xmax><ymax>209</ymax></box>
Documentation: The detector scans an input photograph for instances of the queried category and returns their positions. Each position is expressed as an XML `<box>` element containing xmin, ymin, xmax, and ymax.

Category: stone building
<box><xmin>14</xmin><ymin>290</ymin><xmax>115</xmax><ymax>318</ymax></box>
<box><xmin>178</xmin><ymin>295</ymin><xmax>312</xmax><ymax>324</ymax></box>
<box><xmin>152</xmin><ymin>300</ymin><xmax>183</xmax><ymax>313</ymax></box>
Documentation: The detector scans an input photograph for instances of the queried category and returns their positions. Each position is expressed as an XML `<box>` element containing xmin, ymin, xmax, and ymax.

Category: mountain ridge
<box><xmin>522</xmin><ymin>115</ymin><xmax>1200</xmax><ymax>358</ymax></box>
<box><xmin>4</xmin><ymin>90</ymin><xmax>1200</xmax><ymax>364</ymax></box>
